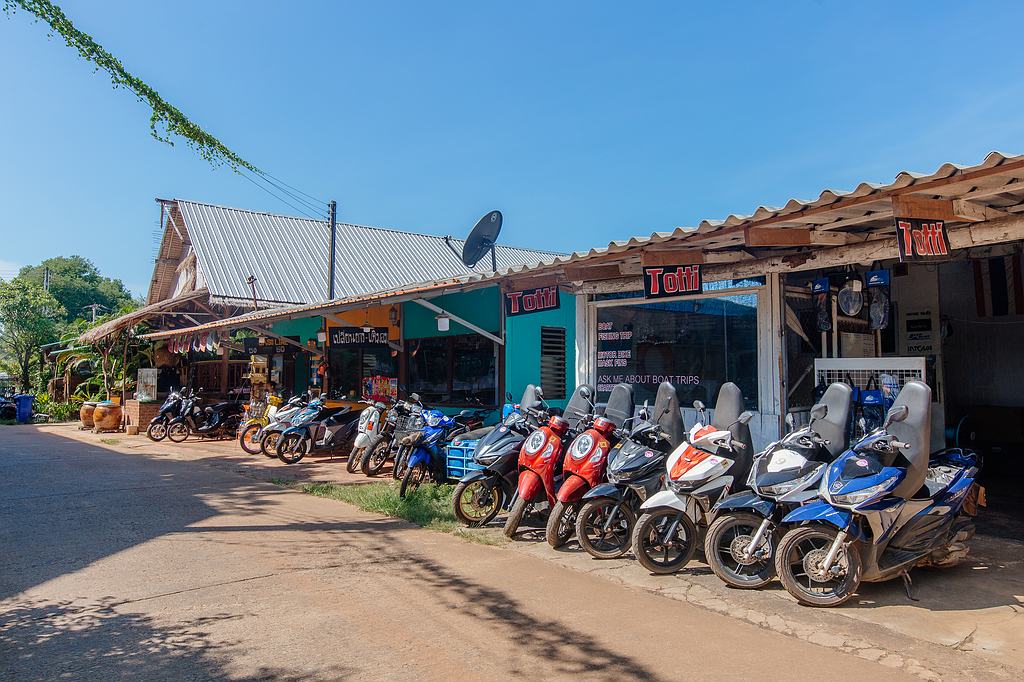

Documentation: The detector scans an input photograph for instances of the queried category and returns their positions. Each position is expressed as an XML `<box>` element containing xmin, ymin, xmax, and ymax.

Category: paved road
<box><xmin>0</xmin><ymin>426</ymin><xmax>908</xmax><ymax>681</ymax></box>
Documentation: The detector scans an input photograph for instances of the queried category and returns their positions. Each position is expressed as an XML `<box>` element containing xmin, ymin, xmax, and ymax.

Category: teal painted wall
<box><xmin>402</xmin><ymin>288</ymin><xmax>501</xmax><ymax>338</ymax></box>
<box><xmin>504</xmin><ymin>290</ymin><xmax>576</xmax><ymax>409</ymax></box>
<box><xmin>270</xmin><ymin>317</ymin><xmax>323</xmax><ymax>394</ymax></box>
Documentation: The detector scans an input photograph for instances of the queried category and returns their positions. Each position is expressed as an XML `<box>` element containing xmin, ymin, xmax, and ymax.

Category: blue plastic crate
<box><xmin>446</xmin><ymin>439</ymin><xmax>484</xmax><ymax>480</ymax></box>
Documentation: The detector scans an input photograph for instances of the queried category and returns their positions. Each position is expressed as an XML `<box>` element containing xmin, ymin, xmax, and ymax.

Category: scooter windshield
<box><xmin>838</xmin><ymin>452</ymin><xmax>885</xmax><ymax>480</ymax></box>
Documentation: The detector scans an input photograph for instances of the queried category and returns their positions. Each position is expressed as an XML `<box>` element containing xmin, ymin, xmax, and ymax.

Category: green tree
<box><xmin>18</xmin><ymin>256</ymin><xmax>135</xmax><ymax>323</ymax></box>
<box><xmin>0</xmin><ymin>279</ymin><xmax>64</xmax><ymax>390</ymax></box>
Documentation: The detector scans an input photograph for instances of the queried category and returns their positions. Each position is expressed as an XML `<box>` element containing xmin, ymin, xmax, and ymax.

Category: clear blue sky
<box><xmin>2</xmin><ymin>1</ymin><xmax>1023</xmax><ymax>294</ymax></box>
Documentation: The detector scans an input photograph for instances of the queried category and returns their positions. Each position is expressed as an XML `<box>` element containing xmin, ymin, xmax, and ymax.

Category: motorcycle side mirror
<box><xmin>693</xmin><ymin>400</ymin><xmax>705</xmax><ymax>411</ymax></box>
<box><xmin>738</xmin><ymin>411</ymin><xmax>754</xmax><ymax>425</ymax></box>
<box><xmin>883</xmin><ymin>404</ymin><xmax>909</xmax><ymax>428</ymax></box>
<box><xmin>858</xmin><ymin>417</ymin><xmax>867</xmax><ymax>434</ymax></box>
<box><xmin>410</xmin><ymin>392</ymin><xmax>421</xmax><ymax>402</ymax></box>
<box><xmin>808</xmin><ymin>403</ymin><xmax>828</xmax><ymax>423</ymax></box>
<box><xmin>784</xmin><ymin>412</ymin><xmax>795</xmax><ymax>432</ymax></box>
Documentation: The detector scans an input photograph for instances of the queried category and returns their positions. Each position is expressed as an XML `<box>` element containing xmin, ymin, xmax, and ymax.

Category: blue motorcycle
<box><xmin>774</xmin><ymin>380</ymin><xmax>980</xmax><ymax>607</ymax></box>
<box><xmin>399</xmin><ymin>409</ymin><xmax>480</xmax><ymax>498</ymax></box>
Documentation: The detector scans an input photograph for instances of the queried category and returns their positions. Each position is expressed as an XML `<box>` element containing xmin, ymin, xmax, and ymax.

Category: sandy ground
<box><xmin>1</xmin><ymin>423</ymin><xmax>1018</xmax><ymax>680</ymax></box>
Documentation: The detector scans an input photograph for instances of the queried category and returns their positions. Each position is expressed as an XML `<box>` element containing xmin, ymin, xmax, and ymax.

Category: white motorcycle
<box><xmin>631</xmin><ymin>382</ymin><xmax>754</xmax><ymax>575</ymax></box>
<box><xmin>347</xmin><ymin>399</ymin><xmax>387</xmax><ymax>473</ymax></box>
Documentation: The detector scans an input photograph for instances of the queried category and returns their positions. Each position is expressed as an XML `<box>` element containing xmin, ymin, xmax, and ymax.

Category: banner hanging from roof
<box><xmin>894</xmin><ymin>218</ymin><xmax>950</xmax><ymax>262</ymax></box>
<box><xmin>642</xmin><ymin>265</ymin><xmax>703</xmax><ymax>299</ymax></box>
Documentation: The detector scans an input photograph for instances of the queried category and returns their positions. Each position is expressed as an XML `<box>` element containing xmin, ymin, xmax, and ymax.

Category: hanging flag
<box><xmin>974</xmin><ymin>254</ymin><xmax>1024</xmax><ymax>317</ymax></box>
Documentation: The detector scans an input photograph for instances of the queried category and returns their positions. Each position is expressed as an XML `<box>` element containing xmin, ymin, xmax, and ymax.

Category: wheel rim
<box><xmin>556</xmin><ymin>505</ymin><xmax>576</xmax><ymax>539</ymax></box>
<box><xmin>715</xmin><ymin>520</ymin><xmax>773</xmax><ymax>579</ymax></box>
<box><xmin>264</xmin><ymin>433</ymin><xmax>280</xmax><ymax>451</ymax></box>
<box><xmin>784</xmin><ymin>531</ymin><xmax>850</xmax><ymax>597</ymax></box>
<box><xmin>407</xmin><ymin>464</ymin><xmax>426</xmax><ymax>493</ymax></box>
<box><xmin>149</xmin><ymin>422</ymin><xmax>167</xmax><ymax>439</ymax></box>
<box><xmin>582</xmin><ymin>502</ymin><xmax>630</xmax><ymax>554</ymax></box>
<box><xmin>458</xmin><ymin>481</ymin><xmax>499</xmax><ymax>522</ymax></box>
<box><xmin>168</xmin><ymin>424</ymin><xmax>188</xmax><ymax>440</ymax></box>
<box><xmin>242</xmin><ymin>426</ymin><xmax>261</xmax><ymax>448</ymax></box>
<box><xmin>640</xmin><ymin>512</ymin><xmax>692</xmax><ymax>569</ymax></box>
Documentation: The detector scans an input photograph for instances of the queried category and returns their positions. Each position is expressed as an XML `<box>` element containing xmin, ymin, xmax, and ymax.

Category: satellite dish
<box><xmin>445</xmin><ymin>210</ymin><xmax>502</xmax><ymax>271</ymax></box>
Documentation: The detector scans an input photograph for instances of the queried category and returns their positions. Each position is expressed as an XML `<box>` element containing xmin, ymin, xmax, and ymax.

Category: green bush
<box><xmin>32</xmin><ymin>394</ymin><xmax>81</xmax><ymax>422</ymax></box>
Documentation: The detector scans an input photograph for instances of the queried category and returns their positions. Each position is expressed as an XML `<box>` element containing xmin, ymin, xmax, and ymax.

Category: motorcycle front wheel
<box><xmin>261</xmin><ymin>432</ymin><xmax>280</xmax><ymax>458</ymax></box>
<box><xmin>704</xmin><ymin>512</ymin><xmax>777</xmax><ymax>589</ymax></box>
<box><xmin>576</xmin><ymin>498</ymin><xmax>636</xmax><ymax>559</ymax></box>
<box><xmin>775</xmin><ymin>525</ymin><xmax>862</xmax><ymax>607</ymax></box>
<box><xmin>400</xmin><ymin>462</ymin><xmax>428</xmax><ymax>498</ymax></box>
<box><xmin>362</xmin><ymin>437</ymin><xmax>392</xmax><ymax>476</ymax></box>
<box><xmin>146</xmin><ymin>419</ymin><xmax>168</xmax><ymax>442</ymax></box>
<box><xmin>632</xmin><ymin>509</ymin><xmax>699</xmax><ymax>575</ymax></box>
<box><xmin>238</xmin><ymin>423</ymin><xmax>263</xmax><ymax>455</ymax></box>
<box><xmin>167</xmin><ymin>421</ymin><xmax>190</xmax><ymax>443</ymax></box>
<box><xmin>392</xmin><ymin>445</ymin><xmax>411</xmax><ymax>480</ymax></box>
<box><xmin>503</xmin><ymin>496</ymin><xmax>530</xmax><ymax>540</ymax></box>
<box><xmin>347</xmin><ymin>446</ymin><xmax>364</xmax><ymax>474</ymax></box>
<box><xmin>545</xmin><ymin>500</ymin><xmax>578</xmax><ymax>549</ymax></box>
<box><xmin>277</xmin><ymin>434</ymin><xmax>308</xmax><ymax>464</ymax></box>
<box><xmin>453</xmin><ymin>478</ymin><xmax>504</xmax><ymax>527</ymax></box>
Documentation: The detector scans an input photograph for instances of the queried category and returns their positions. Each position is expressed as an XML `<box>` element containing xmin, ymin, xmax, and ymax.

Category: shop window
<box><xmin>406</xmin><ymin>334</ymin><xmax>497</xmax><ymax>406</ymax></box>
<box><xmin>328</xmin><ymin>345</ymin><xmax>396</xmax><ymax>401</ymax></box>
<box><xmin>540</xmin><ymin>326</ymin><xmax>567</xmax><ymax>400</ymax></box>
<box><xmin>594</xmin><ymin>294</ymin><xmax>759</xmax><ymax>410</ymax></box>
<box><xmin>594</xmin><ymin>278</ymin><xmax>763</xmax><ymax>301</ymax></box>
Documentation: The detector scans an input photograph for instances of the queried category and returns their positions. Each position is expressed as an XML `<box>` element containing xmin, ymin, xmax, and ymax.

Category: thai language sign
<box><xmin>329</xmin><ymin>327</ymin><xmax>390</xmax><ymax>346</ymax></box>
<box><xmin>642</xmin><ymin>265</ymin><xmax>703</xmax><ymax>299</ymax></box>
<box><xmin>504</xmin><ymin>285</ymin><xmax>559</xmax><ymax>316</ymax></box>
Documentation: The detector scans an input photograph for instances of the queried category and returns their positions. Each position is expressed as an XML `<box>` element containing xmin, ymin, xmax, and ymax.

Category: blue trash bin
<box><xmin>13</xmin><ymin>394</ymin><xmax>34</xmax><ymax>424</ymax></box>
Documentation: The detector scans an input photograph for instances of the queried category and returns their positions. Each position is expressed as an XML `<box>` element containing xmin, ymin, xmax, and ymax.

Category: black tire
<box><xmin>347</xmin><ymin>446</ymin><xmax>364</xmax><ymax>473</ymax></box>
<box><xmin>400</xmin><ymin>462</ymin><xmax>428</xmax><ymax>498</ymax></box>
<box><xmin>576</xmin><ymin>498</ymin><xmax>636</xmax><ymax>559</ymax></box>
<box><xmin>503</xmin><ymin>496</ymin><xmax>530</xmax><ymax>540</ymax></box>
<box><xmin>238</xmin><ymin>423</ymin><xmax>263</xmax><ymax>454</ymax></box>
<box><xmin>363</xmin><ymin>437</ymin><xmax>392</xmax><ymax>476</ymax></box>
<box><xmin>261</xmin><ymin>432</ymin><xmax>281</xmax><ymax>458</ymax></box>
<box><xmin>545</xmin><ymin>500</ymin><xmax>578</xmax><ymax>549</ymax></box>
<box><xmin>146</xmin><ymin>419</ymin><xmax>168</xmax><ymax>442</ymax></box>
<box><xmin>223</xmin><ymin>415</ymin><xmax>243</xmax><ymax>440</ymax></box>
<box><xmin>775</xmin><ymin>525</ymin><xmax>862</xmax><ymax>607</ymax></box>
<box><xmin>167</xmin><ymin>420</ymin><xmax>190</xmax><ymax>443</ymax></box>
<box><xmin>392</xmin><ymin>445</ymin><xmax>411</xmax><ymax>480</ymax></box>
<box><xmin>705</xmin><ymin>512</ymin><xmax>777</xmax><ymax>589</ymax></box>
<box><xmin>277</xmin><ymin>433</ymin><xmax>308</xmax><ymax>464</ymax></box>
<box><xmin>453</xmin><ymin>478</ymin><xmax>504</xmax><ymax>527</ymax></box>
<box><xmin>632</xmin><ymin>509</ymin><xmax>699</xmax><ymax>575</ymax></box>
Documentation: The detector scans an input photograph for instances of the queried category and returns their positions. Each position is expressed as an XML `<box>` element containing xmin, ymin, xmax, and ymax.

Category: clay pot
<box><xmin>92</xmin><ymin>402</ymin><xmax>122</xmax><ymax>432</ymax></box>
<box><xmin>79</xmin><ymin>401</ymin><xmax>97</xmax><ymax>428</ymax></box>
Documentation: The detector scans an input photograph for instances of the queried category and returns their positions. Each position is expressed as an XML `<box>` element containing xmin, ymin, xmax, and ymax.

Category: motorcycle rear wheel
<box><xmin>277</xmin><ymin>434</ymin><xmax>308</xmax><ymax>464</ymax></box>
<box><xmin>146</xmin><ymin>419</ymin><xmax>168</xmax><ymax>442</ymax></box>
<box><xmin>260</xmin><ymin>432</ymin><xmax>280</xmax><ymax>458</ymax></box>
<box><xmin>705</xmin><ymin>512</ymin><xmax>777</xmax><ymax>589</ymax></box>
<box><xmin>632</xmin><ymin>509</ymin><xmax>699</xmax><ymax>575</ymax></box>
<box><xmin>545</xmin><ymin>500</ymin><xmax>578</xmax><ymax>549</ymax></box>
<box><xmin>363</xmin><ymin>437</ymin><xmax>392</xmax><ymax>476</ymax></box>
<box><xmin>400</xmin><ymin>462</ymin><xmax>428</xmax><ymax>498</ymax></box>
<box><xmin>347</xmin><ymin>446</ymin><xmax>364</xmax><ymax>474</ymax></box>
<box><xmin>576</xmin><ymin>498</ymin><xmax>636</xmax><ymax>559</ymax></box>
<box><xmin>238</xmin><ymin>423</ymin><xmax>263</xmax><ymax>455</ymax></box>
<box><xmin>453</xmin><ymin>479</ymin><xmax>503</xmax><ymax>527</ymax></box>
<box><xmin>167</xmin><ymin>421</ymin><xmax>190</xmax><ymax>443</ymax></box>
<box><xmin>775</xmin><ymin>525</ymin><xmax>861</xmax><ymax>607</ymax></box>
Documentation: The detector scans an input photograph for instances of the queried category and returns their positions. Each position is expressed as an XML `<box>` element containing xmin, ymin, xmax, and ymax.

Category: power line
<box><xmin>247</xmin><ymin>169</ymin><xmax>329</xmax><ymax>216</ymax></box>
<box><xmin>237</xmin><ymin>170</ymin><xmax>328</xmax><ymax>221</ymax></box>
<box><xmin>255</xmin><ymin>169</ymin><xmax>327</xmax><ymax>206</ymax></box>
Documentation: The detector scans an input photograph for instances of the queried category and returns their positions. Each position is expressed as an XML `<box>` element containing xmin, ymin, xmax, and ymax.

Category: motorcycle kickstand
<box><xmin>900</xmin><ymin>569</ymin><xmax>920</xmax><ymax>601</ymax></box>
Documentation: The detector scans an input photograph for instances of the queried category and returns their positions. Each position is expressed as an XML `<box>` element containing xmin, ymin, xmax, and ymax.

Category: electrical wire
<box><xmin>254</xmin><ymin>169</ymin><xmax>327</xmax><ymax>206</ymax></box>
<box><xmin>237</xmin><ymin>170</ymin><xmax>327</xmax><ymax>221</ymax></box>
<box><xmin>247</xmin><ymin>170</ymin><xmax>329</xmax><ymax>217</ymax></box>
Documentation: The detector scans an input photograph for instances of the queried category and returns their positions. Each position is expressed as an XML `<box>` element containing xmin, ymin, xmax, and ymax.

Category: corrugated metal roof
<box><xmin>176</xmin><ymin>200</ymin><xmax>561</xmax><ymax>305</ymax></box>
<box><xmin>485</xmin><ymin>150</ymin><xmax>1024</xmax><ymax>277</ymax></box>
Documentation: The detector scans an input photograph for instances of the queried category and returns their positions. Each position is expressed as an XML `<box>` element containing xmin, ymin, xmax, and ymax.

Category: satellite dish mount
<box><xmin>444</xmin><ymin>210</ymin><xmax>503</xmax><ymax>272</ymax></box>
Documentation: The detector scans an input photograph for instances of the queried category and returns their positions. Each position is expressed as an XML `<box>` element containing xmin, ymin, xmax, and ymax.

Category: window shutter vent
<box><xmin>540</xmin><ymin>326</ymin><xmax>567</xmax><ymax>400</ymax></box>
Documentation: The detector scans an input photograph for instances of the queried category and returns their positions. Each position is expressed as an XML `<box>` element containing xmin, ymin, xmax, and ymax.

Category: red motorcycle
<box><xmin>503</xmin><ymin>384</ymin><xmax>595</xmax><ymax>539</ymax></box>
<box><xmin>545</xmin><ymin>383</ymin><xmax>635</xmax><ymax>548</ymax></box>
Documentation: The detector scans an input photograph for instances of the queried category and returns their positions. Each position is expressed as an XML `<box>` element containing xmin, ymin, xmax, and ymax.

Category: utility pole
<box><xmin>246</xmin><ymin>275</ymin><xmax>259</xmax><ymax>310</ymax></box>
<box><xmin>83</xmin><ymin>303</ymin><xmax>107</xmax><ymax>323</ymax></box>
<box><xmin>328</xmin><ymin>199</ymin><xmax>337</xmax><ymax>300</ymax></box>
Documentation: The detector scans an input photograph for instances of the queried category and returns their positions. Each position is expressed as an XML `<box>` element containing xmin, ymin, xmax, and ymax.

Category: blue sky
<box><xmin>2</xmin><ymin>1</ymin><xmax>1023</xmax><ymax>294</ymax></box>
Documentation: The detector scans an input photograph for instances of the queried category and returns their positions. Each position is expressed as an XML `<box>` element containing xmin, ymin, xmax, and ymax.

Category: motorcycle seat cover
<box><xmin>888</xmin><ymin>381</ymin><xmax>932</xmax><ymax>499</ymax></box>
<box><xmin>602</xmin><ymin>383</ymin><xmax>634</xmax><ymax>429</ymax></box>
<box><xmin>810</xmin><ymin>382</ymin><xmax>853</xmax><ymax>457</ymax></box>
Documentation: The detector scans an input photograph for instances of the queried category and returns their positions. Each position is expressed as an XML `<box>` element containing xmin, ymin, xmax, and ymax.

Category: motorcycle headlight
<box><xmin>829</xmin><ymin>475</ymin><xmax>899</xmax><ymax>507</ymax></box>
<box><xmin>524</xmin><ymin>431</ymin><xmax>546</xmax><ymax>455</ymax></box>
<box><xmin>757</xmin><ymin>465</ymin><xmax>823</xmax><ymax>498</ymax></box>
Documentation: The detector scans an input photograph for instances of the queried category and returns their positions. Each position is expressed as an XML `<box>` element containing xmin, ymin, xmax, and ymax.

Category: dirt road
<box><xmin>0</xmin><ymin>426</ymin><xmax>910</xmax><ymax>680</ymax></box>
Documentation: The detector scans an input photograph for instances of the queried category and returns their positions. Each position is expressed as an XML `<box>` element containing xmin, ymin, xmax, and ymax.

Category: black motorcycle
<box><xmin>0</xmin><ymin>390</ymin><xmax>17</xmax><ymax>421</ymax></box>
<box><xmin>359</xmin><ymin>394</ymin><xmax>425</xmax><ymax>477</ymax></box>
<box><xmin>574</xmin><ymin>382</ymin><xmax>686</xmax><ymax>559</ymax></box>
<box><xmin>167</xmin><ymin>389</ymin><xmax>245</xmax><ymax>442</ymax></box>
<box><xmin>276</xmin><ymin>399</ymin><xmax>361</xmax><ymax>464</ymax></box>
<box><xmin>146</xmin><ymin>387</ymin><xmax>186</xmax><ymax>441</ymax></box>
<box><xmin>451</xmin><ymin>384</ymin><xmax>547</xmax><ymax>527</ymax></box>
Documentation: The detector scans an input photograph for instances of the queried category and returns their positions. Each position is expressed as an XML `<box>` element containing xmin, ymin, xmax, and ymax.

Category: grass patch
<box><xmin>268</xmin><ymin>477</ymin><xmax>300</xmax><ymax>488</ymax></box>
<box><xmin>282</xmin><ymin>480</ymin><xmax>507</xmax><ymax>547</ymax></box>
<box><xmin>100</xmin><ymin>437</ymin><xmax>122</xmax><ymax>446</ymax></box>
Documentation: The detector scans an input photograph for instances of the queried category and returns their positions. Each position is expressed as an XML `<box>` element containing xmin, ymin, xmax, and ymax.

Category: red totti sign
<box><xmin>504</xmin><ymin>285</ymin><xmax>560</xmax><ymax>317</ymax></box>
<box><xmin>895</xmin><ymin>218</ymin><xmax>950</xmax><ymax>262</ymax></box>
<box><xmin>643</xmin><ymin>265</ymin><xmax>703</xmax><ymax>299</ymax></box>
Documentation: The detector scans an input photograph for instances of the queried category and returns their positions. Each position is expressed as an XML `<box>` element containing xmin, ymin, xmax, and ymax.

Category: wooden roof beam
<box><xmin>891</xmin><ymin>195</ymin><xmax>1009</xmax><ymax>223</ymax></box>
